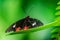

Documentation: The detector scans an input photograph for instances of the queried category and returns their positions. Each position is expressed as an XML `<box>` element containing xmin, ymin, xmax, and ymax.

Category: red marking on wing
<box><xmin>24</xmin><ymin>25</ymin><xmax>29</xmax><ymax>30</ymax></box>
<box><xmin>15</xmin><ymin>27</ymin><xmax>21</xmax><ymax>32</ymax></box>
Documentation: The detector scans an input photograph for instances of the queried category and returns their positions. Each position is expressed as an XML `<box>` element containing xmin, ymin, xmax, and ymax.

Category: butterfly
<box><xmin>5</xmin><ymin>16</ymin><xmax>43</xmax><ymax>33</ymax></box>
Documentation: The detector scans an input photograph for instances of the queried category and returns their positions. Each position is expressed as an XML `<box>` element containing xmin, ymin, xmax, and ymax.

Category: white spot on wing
<box><xmin>13</xmin><ymin>24</ymin><xmax>16</xmax><ymax>28</ymax></box>
<box><xmin>32</xmin><ymin>22</ymin><xmax>36</xmax><ymax>26</ymax></box>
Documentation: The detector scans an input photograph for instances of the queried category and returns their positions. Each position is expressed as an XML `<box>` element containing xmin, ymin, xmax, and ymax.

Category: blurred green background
<box><xmin>0</xmin><ymin>0</ymin><xmax>59</xmax><ymax>40</ymax></box>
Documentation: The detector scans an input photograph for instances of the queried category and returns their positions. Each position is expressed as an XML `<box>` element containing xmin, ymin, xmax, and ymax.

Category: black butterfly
<box><xmin>5</xmin><ymin>16</ymin><xmax>43</xmax><ymax>33</ymax></box>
